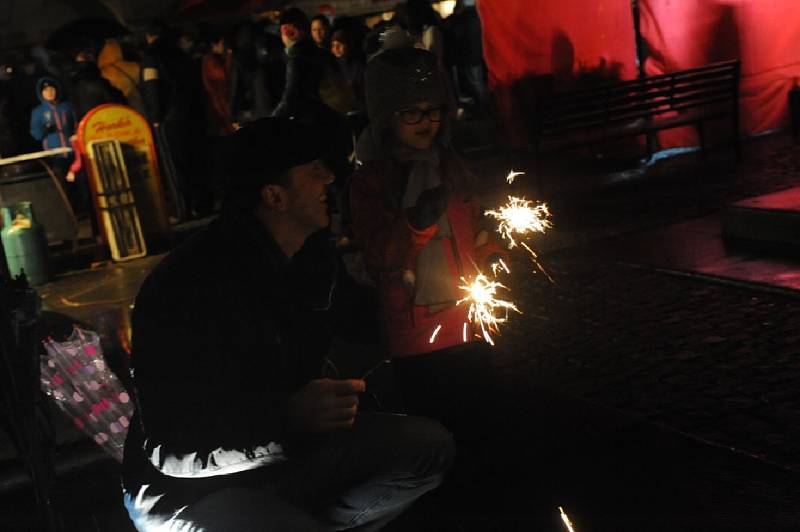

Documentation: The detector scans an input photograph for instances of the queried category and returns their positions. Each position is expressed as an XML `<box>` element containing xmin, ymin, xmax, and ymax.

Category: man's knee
<box><xmin>393</xmin><ymin>415</ymin><xmax>456</xmax><ymax>479</ymax></box>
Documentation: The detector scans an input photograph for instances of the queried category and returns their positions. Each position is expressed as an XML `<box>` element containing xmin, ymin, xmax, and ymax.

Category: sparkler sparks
<box><xmin>485</xmin><ymin>196</ymin><xmax>551</xmax><ymax>249</ymax></box>
<box><xmin>485</xmin><ymin>194</ymin><xmax>552</xmax><ymax>279</ymax></box>
<box><xmin>559</xmin><ymin>506</ymin><xmax>576</xmax><ymax>532</ymax></box>
<box><xmin>457</xmin><ymin>274</ymin><xmax>521</xmax><ymax>345</ymax></box>
<box><xmin>490</xmin><ymin>258</ymin><xmax>511</xmax><ymax>276</ymax></box>
<box><xmin>506</xmin><ymin>170</ymin><xmax>525</xmax><ymax>184</ymax></box>
<box><xmin>429</xmin><ymin>324</ymin><xmax>443</xmax><ymax>344</ymax></box>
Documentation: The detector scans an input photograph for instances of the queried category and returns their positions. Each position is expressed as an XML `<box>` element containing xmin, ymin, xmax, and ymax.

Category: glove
<box><xmin>407</xmin><ymin>185</ymin><xmax>450</xmax><ymax>230</ymax></box>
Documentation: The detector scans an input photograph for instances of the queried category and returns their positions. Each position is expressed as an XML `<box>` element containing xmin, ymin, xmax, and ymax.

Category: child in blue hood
<box><xmin>30</xmin><ymin>77</ymin><xmax>89</xmax><ymax>215</ymax></box>
<box><xmin>30</xmin><ymin>77</ymin><xmax>75</xmax><ymax>155</ymax></box>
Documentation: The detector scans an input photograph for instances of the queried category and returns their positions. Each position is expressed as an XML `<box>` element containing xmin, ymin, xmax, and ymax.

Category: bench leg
<box><xmin>696</xmin><ymin>122</ymin><xmax>707</xmax><ymax>158</ymax></box>
<box><xmin>645</xmin><ymin>132</ymin><xmax>655</xmax><ymax>161</ymax></box>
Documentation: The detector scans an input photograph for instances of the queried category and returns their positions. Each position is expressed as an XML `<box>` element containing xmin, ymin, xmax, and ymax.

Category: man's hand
<box><xmin>288</xmin><ymin>378</ymin><xmax>365</xmax><ymax>433</ymax></box>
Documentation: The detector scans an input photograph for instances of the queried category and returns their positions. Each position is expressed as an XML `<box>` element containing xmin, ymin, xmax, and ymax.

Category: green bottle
<box><xmin>1</xmin><ymin>202</ymin><xmax>52</xmax><ymax>285</ymax></box>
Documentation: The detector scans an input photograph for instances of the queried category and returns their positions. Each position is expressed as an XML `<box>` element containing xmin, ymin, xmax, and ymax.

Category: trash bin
<box><xmin>1</xmin><ymin>201</ymin><xmax>52</xmax><ymax>285</ymax></box>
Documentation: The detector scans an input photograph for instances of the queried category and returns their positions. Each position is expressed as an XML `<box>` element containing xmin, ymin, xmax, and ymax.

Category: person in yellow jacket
<box><xmin>98</xmin><ymin>40</ymin><xmax>145</xmax><ymax>114</ymax></box>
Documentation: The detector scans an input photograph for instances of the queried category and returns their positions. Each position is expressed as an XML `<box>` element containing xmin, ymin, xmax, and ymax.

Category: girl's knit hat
<box><xmin>363</xmin><ymin>45</ymin><xmax>447</xmax><ymax>144</ymax></box>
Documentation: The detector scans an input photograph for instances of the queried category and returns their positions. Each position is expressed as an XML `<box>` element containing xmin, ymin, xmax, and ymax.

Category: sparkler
<box><xmin>457</xmin><ymin>273</ymin><xmax>521</xmax><ymax>346</ymax></box>
<box><xmin>559</xmin><ymin>506</ymin><xmax>576</xmax><ymax>532</ymax></box>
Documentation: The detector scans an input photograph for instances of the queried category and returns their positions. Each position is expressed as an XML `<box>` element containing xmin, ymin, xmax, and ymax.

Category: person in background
<box><xmin>66</xmin><ymin>46</ymin><xmax>125</xmax><ymax>123</ymax></box>
<box><xmin>201</xmin><ymin>31</ymin><xmax>236</xmax><ymax>136</ymax></box>
<box><xmin>97</xmin><ymin>40</ymin><xmax>145</xmax><ymax>115</ymax></box>
<box><xmin>274</xmin><ymin>7</ymin><xmax>353</xmax><ymax>202</ymax></box>
<box><xmin>177</xmin><ymin>27</ymin><xmax>199</xmax><ymax>58</ymax></box>
<box><xmin>229</xmin><ymin>21</ymin><xmax>274</xmax><ymax>124</ymax></box>
<box><xmin>272</xmin><ymin>7</ymin><xmax>351</xmax><ymax>121</ymax></box>
<box><xmin>30</xmin><ymin>77</ymin><xmax>74</xmax><ymax>156</ymax></box>
<box><xmin>141</xmin><ymin>23</ymin><xmax>213</xmax><ymax>218</ymax></box>
<box><xmin>29</xmin><ymin>77</ymin><xmax>85</xmax><ymax>211</ymax></box>
<box><xmin>330</xmin><ymin>21</ymin><xmax>367</xmax><ymax>111</ymax></box>
<box><xmin>402</xmin><ymin>0</ymin><xmax>445</xmax><ymax>66</ymax></box>
<box><xmin>444</xmin><ymin>0</ymin><xmax>487</xmax><ymax>115</ymax></box>
<box><xmin>310</xmin><ymin>14</ymin><xmax>332</xmax><ymax>50</ymax></box>
<box><xmin>122</xmin><ymin>117</ymin><xmax>454</xmax><ymax>532</ymax></box>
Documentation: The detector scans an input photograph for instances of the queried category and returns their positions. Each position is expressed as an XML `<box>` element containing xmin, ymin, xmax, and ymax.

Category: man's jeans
<box><xmin>124</xmin><ymin>413</ymin><xmax>455</xmax><ymax>531</ymax></box>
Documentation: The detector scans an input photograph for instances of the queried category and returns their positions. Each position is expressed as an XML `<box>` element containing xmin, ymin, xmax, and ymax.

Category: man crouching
<box><xmin>122</xmin><ymin>117</ymin><xmax>454</xmax><ymax>531</ymax></box>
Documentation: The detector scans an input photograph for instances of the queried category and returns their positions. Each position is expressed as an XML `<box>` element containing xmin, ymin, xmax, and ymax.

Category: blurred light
<box><xmin>434</xmin><ymin>1</ymin><xmax>457</xmax><ymax>18</ymax></box>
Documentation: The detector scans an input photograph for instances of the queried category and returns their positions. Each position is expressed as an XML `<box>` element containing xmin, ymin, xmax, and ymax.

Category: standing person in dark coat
<box><xmin>274</xmin><ymin>7</ymin><xmax>355</xmax><ymax>216</ymax></box>
<box><xmin>122</xmin><ymin>117</ymin><xmax>454</xmax><ymax>532</ymax></box>
<box><xmin>229</xmin><ymin>21</ymin><xmax>275</xmax><ymax>124</ymax></box>
<box><xmin>330</xmin><ymin>20</ymin><xmax>367</xmax><ymax>111</ymax></box>
<box><xmin>444</xmin><ymin>0</ymin><xmax>487</xmax><ymax>113</ymax></box>
<box><xmin>141</xmin><ymin>23</ymin><xmax>214</xmax><ymax>218</ymax></box>
<box><xmin>272</xmin><ymin>8</ymin><xmax>352</xmax><ymax>123</ymax></box>
<box><xmin>66</xmin><ymin>48</ymin><xmax>125</xmax><ymax>123</ymax></box>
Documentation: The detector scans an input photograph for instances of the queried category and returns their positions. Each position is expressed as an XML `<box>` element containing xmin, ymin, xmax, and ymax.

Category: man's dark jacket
<box><xmin>122</xmin><ymin>210</ymin><xmax>338</xmax><ymax>506</ymax></box>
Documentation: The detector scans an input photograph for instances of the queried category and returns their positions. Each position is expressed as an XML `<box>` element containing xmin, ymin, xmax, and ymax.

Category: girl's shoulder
<box><xmin>350</xmin><ymin>159</ymin><xmax>389</xmax><ymax>181</ymax></box>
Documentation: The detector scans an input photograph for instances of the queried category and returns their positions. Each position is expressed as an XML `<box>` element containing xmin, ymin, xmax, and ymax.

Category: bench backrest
<box><xmin>538</xmin><ymin>60</ymin><xmax>740</xmax><ymax>137</ymax></box>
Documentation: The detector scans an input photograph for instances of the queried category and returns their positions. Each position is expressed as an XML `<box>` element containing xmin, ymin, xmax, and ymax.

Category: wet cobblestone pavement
<box><xmin>496</xmin><ymin>255</ymin><xmax>800</xmax><ymax>472</ymax></box>
<box><xmin>486</xmin><ymin>131</ymin><xmax>800</xmax><ymax>475</ymax></box>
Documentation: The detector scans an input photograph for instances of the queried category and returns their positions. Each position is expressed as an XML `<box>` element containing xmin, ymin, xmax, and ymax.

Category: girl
<box><xmin>348</xmin><ymin>46</ymin><xmax>505</xmax><ymax>430</ymax></box>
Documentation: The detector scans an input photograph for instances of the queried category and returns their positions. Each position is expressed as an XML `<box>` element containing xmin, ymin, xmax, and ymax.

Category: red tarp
<box><xmin>479</xmin><ymin>0</ymin><xmax>800</xmax><ymax>149</ymax></box>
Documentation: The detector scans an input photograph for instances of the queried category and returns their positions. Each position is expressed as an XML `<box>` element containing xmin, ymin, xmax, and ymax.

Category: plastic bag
<box><xmin>40</xmin><ymin>327</ymin><xmax>133</xmax><ymax>462</ymax></box>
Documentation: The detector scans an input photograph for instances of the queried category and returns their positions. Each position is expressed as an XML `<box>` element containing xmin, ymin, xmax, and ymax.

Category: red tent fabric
<box><xmin>478</xmin><ymin>0</ymin><xmax>637</xmax><ymax>147</ymax></box>
<box><xmin>479</xmin><ymin>0</ymin><xmax>800</xmax><ymax>149</ymax></box>
<box><xmin>640</xmin><ymin>0</ymin><xmax>800</xmax><ymax>146</ymax></box>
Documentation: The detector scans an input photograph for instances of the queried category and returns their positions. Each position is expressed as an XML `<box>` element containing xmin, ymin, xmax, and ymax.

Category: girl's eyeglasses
<box><xmin>394</xmin><ymin>106</ymin><xmax>445</xmax><ymax>125</ymax></box>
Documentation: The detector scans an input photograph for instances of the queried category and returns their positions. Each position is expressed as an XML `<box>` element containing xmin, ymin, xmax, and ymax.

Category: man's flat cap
<box><xmin>219</xmin><ymin>117</ymin><xmax>328</xmax><ymax>193</ymax></box>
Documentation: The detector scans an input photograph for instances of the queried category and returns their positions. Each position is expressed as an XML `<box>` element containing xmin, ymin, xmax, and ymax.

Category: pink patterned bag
<box><xmin>40</xmin><ymin>327</ymin><xmax>133</xmax><ymax>462</ymax></box>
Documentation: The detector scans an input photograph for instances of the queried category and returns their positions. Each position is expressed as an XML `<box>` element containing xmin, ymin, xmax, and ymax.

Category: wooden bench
<box><xmin>532</xmin><ymin>59</ymin><xmax>741</xmax><ymax>192</ymax></box>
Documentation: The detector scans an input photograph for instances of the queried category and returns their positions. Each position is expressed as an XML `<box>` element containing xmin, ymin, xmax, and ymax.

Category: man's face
<box><xmin>283</xmin><ymin>159</ymin><xmax>334</xmax><ymax>231</ymax></box>
<box><xmin>41</xmin><ymin>86</ymin><xmax>57</xmax><ymax>102</ymax></box>
<box><xmin>311</xmin><ymin>20</ymin><xmax>328</xmax><ymax>45</ymax></box>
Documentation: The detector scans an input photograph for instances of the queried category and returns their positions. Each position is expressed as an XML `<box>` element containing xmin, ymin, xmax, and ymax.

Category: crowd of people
<box><xmin>0</xmin><ymin>0</ymin><xmax>486</xmax><ymax>226</ymax></box>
